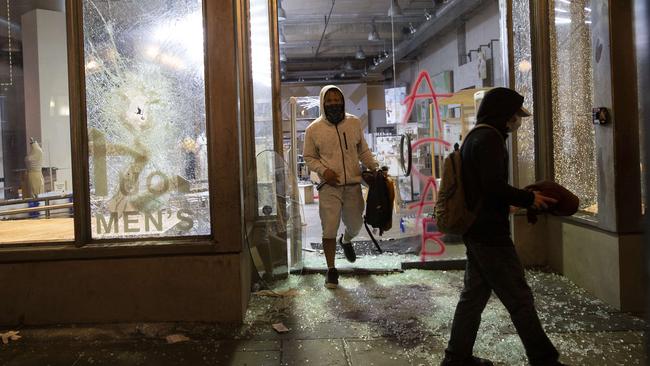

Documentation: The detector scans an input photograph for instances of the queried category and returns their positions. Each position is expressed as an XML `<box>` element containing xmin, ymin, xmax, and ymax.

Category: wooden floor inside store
<box><xmin>0</xmin><ymin>218</ymin><xmax>74</xmax><ymax>244</ymax></box>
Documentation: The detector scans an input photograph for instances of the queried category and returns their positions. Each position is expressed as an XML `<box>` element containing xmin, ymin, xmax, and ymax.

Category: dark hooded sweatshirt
<box><xmin>461</xmin><ymin>88</ymin><xmax>534</xmax><ymax>244</ymax></box>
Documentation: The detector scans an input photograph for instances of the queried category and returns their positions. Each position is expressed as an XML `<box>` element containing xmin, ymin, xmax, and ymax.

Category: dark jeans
<box><xmin>443</xmin><ymin>237</ymin><xmax>559</xmax><ymax>366</ymax></box>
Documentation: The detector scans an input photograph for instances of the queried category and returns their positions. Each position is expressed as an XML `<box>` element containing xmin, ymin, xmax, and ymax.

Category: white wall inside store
<box><xmin>22</xmin><ymin>9</ymin><xmax>72</xmax><ymax>192</ymax></box>
<box><xmin>395</xmin><ymin>0</ymin><xmax>502</xmax><ymax>91</ymax></box>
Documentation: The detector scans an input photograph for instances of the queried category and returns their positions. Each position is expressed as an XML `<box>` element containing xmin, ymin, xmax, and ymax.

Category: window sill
<box><xmin>0</xmin><ymin>240</ymin><xmax>237</xmax><ymax>264</ymax></box>
<box><xmin>514</xmin><ymin>210</ymin><xmax>600</xmax><ymax>230</ymax></box>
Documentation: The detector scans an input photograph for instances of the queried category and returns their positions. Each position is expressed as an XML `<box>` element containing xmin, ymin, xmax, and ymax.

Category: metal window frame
<box><xmin>1</xmin><ymin>0</ymin><xmax>244</xmax><ymax>262</ymax></box>
<box><xmin>528</xmin><ymin>0</ymin><xmax>642</xmax><ymax>233</ymax></box>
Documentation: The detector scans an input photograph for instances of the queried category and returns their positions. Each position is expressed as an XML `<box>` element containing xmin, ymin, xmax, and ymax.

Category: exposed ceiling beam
<box><xmin>281</xmin><ymin>39</ymin><xmax>400</xmax><ymax>50</ymax></box>
<box><xmin>280</xmin><ymin>0</ymin><xmax>466</xmax><ymax>83</ymax></box>
<box><xmin>284</xmin><ymin>69</ymin><xmax>385</xmax><ymax>83</ymax></box>
<box><xmin>282</xmin><ymin>13</ymin><xmax>428</xmax><ymax>26</ymax></box>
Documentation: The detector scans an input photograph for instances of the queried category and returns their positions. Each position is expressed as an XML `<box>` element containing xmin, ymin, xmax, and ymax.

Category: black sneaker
<box><xmin>440</xmin><ymin>356</ymin><xmax>494</xmax><ymax>366</ymax></box>
<box><xmin>468</xmin><ymin>357</ymin><xmax>494</xmax><ymax>366</ymax></box>
<box><xmin>325</xmin><ymin>268</ymin><xmax>339</xmax><ymax>289</ymax></box>
<box><xmin>339</xmin><ymin>235</ymin><xmax>356</xmax><ymax>263</ymax></box>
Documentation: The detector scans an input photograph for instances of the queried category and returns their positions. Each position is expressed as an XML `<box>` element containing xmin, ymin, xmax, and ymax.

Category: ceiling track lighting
<box><xmin>409</xmin><ymin>23</ymin><xmax>417</xmax><ymax>35</ymax></box>
<box><xmin>368</xmin><ymin>20</ymin><xmax>380</xmax><ymax>41</ymax></box>
<box><xmin>424</xmin><ymin>9</ymin><xmax>432</xmax><ymax>20</ymax></box>
<box><xmin>355</xmin><ymin>46</ymin><xmax>366</xmax><ymax>60</ymax></box>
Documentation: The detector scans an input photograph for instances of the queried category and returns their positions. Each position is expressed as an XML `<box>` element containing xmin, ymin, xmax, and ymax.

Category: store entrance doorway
<box><xmin>285</xmin><ymin>94</ymin><xmax>468</xmax><ymax>274</ymax></box>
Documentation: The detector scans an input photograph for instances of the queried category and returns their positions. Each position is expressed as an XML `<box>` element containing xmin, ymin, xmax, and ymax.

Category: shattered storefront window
<box><xmin>513</xmin><ymin>0</ymin><xmax>536</xmax><ymax>188</ymax></box>
<box><xmin>549</xmin><ymin>0</ymin><xmax>598</xmax><ymax>214</ymax></box>
<box><xmin>83</xmin><ymin>0</ymin><xmax>210</xmax><ymax>239</ymax></box>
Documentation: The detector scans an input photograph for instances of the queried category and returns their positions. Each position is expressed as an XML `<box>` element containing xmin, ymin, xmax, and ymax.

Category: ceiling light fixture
<box><xmin>409</xmin><ymin>23</ymin><xmax>417</xmax><ymax>34</ymax></box>
<box><xmin>279</xmin><ymin>50</ymin><xmax>287</xmax><ymax>62</ymax></box>
<box><xmin>424</xmin><ymin>9</ymin><xmax>432</xmax><ymax>20</ymax></box>
<box><xmin>277</xmin><ymin>0</ymin><xmax>286</xmax><ymax>21</ymax></box>
<box><xmin>343</xmin><ymin>60</ymin><xmax>354</xmax><ymax>71</ymax></box>
<box><xmin>355</xmin><ymin>46</ymin><xmax>366</xmax><ymax>60</ymax></box>
<box><xmin>388</xmin><ymin>0</ymin><xmax>402</xmax><ymax>17</ymax></box>
<box><xmin>368</xmin><ymin>20</ymin><xmax>380</xmax><ymax>41</ymax></box>
<box><xmin>279</xmin><ymin>26</ymin><xmax>287</xmax><ymax>44</ymax></box>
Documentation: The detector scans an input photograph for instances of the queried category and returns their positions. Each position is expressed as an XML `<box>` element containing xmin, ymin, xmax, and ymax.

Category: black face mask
<box><xmin>324</xmin><ymin>104</ymin><xmax>345</xmax><ymax>124</ymax></box>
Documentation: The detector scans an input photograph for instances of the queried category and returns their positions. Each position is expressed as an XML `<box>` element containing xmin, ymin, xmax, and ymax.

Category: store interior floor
<box><xmin>300</xmin><ymin>194</ymin><xmax>466</xmax><ymax>271</ymax></box>
<box><xmin>0</xmin><ymin>218</ymin><xmax>74</xmax><ymax>244</ymax></box>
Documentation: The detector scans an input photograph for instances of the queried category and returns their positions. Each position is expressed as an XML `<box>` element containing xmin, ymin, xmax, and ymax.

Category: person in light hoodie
<box><xmin>303</xmin><ymin>85</ymin><xmax>378</xmax><ymax>289</ymax></box>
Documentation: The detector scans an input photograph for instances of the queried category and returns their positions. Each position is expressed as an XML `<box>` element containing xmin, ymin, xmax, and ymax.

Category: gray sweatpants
<box><xmin>318</xmin><ymin>184</ymin><xmax>365</xmax><ymax>241</ymax></box>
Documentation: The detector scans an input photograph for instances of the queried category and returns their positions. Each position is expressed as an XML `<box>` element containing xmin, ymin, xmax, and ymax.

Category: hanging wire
<box><xmin>314</xmin><ymin>0</ymin><xmax>337</xmax><ymax>58</ymax></box>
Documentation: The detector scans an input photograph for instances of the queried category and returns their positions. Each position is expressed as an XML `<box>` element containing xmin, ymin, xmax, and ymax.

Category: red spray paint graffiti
<box><xmin>400</xmin><ymin>70</ymin><xmax>453</xmax><ymax>260</ymax></box>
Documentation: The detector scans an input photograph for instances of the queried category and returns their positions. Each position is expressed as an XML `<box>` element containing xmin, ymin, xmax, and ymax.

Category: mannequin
<box><xmin>25</xmin><ymin>138</ymin><xmax>45</xmax><ymax>198</ymax></box>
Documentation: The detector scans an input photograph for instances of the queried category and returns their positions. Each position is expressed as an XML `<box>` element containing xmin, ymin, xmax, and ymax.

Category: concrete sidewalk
<box><xmin>0</xmin><ymin>270</ymin><xmax>646</xmax><ymax>365</ymax></box>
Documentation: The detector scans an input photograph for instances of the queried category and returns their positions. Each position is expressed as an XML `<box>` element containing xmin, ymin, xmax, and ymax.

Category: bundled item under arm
<box><xmin>524</xmin><ymin>180</ymin><xmax>579</xmax><ymax>223</ymax></box>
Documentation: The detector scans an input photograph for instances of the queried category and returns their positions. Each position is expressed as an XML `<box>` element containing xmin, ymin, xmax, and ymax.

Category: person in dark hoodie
<box><xmin>441</xmin><ymin>88</ymin><xmax>564</xmax><ymax>366</ymax></box>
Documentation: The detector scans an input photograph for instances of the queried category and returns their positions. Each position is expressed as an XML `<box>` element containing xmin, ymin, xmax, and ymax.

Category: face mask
<box><xmin>506</xmin><ymin>115</ymin><xmax>522</xmax><ymax>133</ymax></box>
<box><xmin>324</xmin><ymin>104</ymin><xmax>345</xmax><ymax>124</ymax></box>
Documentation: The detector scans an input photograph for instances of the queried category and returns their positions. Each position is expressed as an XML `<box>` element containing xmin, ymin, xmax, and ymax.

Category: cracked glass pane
<box><xmin>513</xmin><ymin>0</ymin><xmax>536</xmax><ymax>188</ymax></box>
<box><xmin>550</xmin><ymin>0</ymin><xmax>598</xmax><ymax>214</ymax></box>
<box><xmin>83</xmin><ymin>0</ymin><xmax>210</xmax><ymax>239</ymax></box>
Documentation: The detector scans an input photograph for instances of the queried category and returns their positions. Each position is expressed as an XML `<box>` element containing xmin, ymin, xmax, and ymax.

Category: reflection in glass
<box><xmin>641</xmin><ymin>113</ymin><xmax>646</xmax><ymax>215</ymax></box>
<box><xmin>549</xmin><ymin>0</ymin><xmax>598</xmax><ymax>214</ymax></box>
<box><xmin>83</xmin><ymin>0</ymin><xmax>210</xmax><ymax>239</ymax></box>
<box><xmin>513</xmin><ymin>0</ymin><xmax>536</xmax><ymax>188</ymax></box>
<box><xmin>247</xmin><ymin>0</ymin><xmax>299</xmax><ymax>277</ymax></box>
<box><xmin>250</xmin><ymin>0</ymin><xmax>276</xmax><ymax>216</ymax></box>
<box><xmin>0</xmin><ymin>1</ymin><xmax>74</xmax><ymax>244</ymax></box>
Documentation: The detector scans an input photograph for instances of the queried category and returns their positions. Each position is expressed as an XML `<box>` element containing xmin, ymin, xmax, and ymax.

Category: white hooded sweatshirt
<box><xmin>303</xmin><ymin>85</ymin><xmax>378</xmax><ymax>185</ymax></box>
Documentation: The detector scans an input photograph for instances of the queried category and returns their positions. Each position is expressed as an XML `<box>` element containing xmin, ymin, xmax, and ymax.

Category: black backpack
<box><xmin>435</xmin><ymin>124</ymin><xmax>500</xmax><ymax>234</ymax></box>
<box><xmin>362</xmin><ymin>170</ymin><xmax>394</xmax><ymax>253</ymax></box>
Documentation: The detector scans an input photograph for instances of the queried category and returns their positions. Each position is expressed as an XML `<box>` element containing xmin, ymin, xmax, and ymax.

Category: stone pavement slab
<box><xmin>346</xmin><ymin>338</ymin><xmax>443</xmax><ymax>366</ymax></box>
<box><xmin>281</xmin><ymin>339</ymin><xmax>348</xmax><ymax>366</ymax></box>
